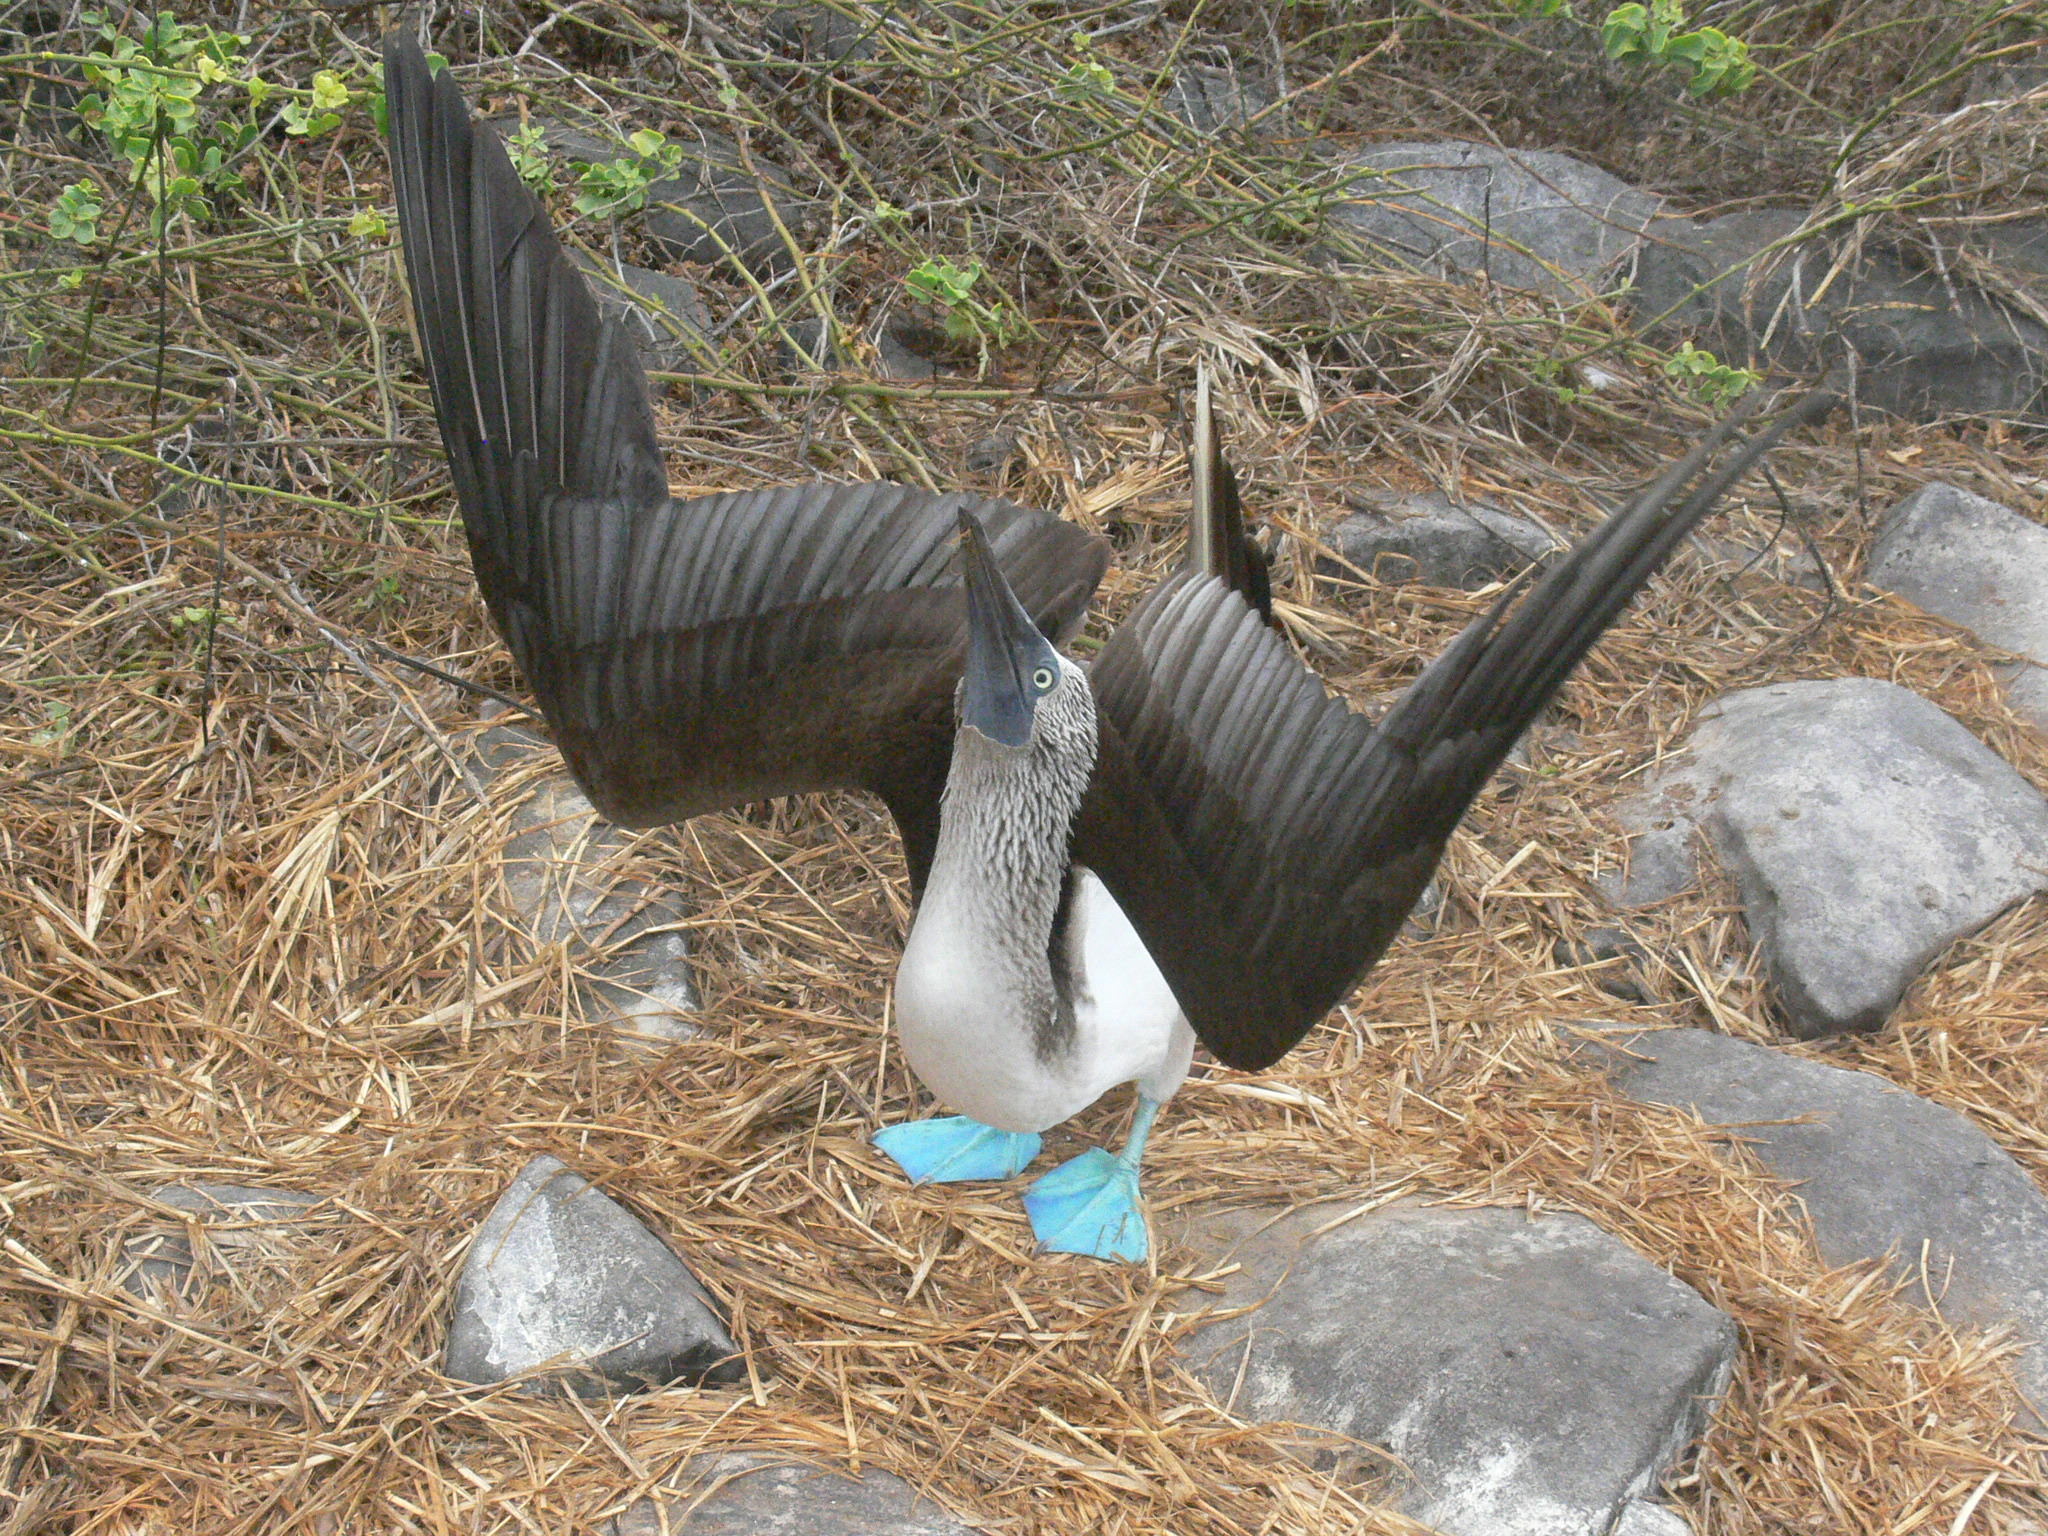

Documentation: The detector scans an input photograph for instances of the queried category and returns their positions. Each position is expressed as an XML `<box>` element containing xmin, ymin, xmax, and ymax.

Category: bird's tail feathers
<box><xmin>1189</xmin><ymin>364</ymin><xmax>1274</xmax><ymax>626</ymax></box>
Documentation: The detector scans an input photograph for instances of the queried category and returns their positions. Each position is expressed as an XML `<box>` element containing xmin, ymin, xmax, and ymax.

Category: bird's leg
<box><xmin>1022</xmin><ymin>1093</ymin><xmax>1162</xmax><ymax>1262</ymax></box>
<box><xmin>874</xmin><ymin>1117</ymin><xmax>1042</xmax><ymax>1184</ymax></box>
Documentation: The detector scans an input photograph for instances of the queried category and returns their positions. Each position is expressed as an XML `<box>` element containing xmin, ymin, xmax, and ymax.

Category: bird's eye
<box><xmin>1032</xmin><ymin>666</ymin><xmax>1056</xmax><ymax>693</ymax></box>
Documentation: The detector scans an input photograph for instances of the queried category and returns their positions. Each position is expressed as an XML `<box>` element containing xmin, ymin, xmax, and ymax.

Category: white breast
<box><xmin>894</xmin><ymin>868</ymin><xmax>1194</xmax><ymax>1133</ymax></box>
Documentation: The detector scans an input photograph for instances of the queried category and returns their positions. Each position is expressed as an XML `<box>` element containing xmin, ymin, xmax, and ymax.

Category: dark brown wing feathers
<box><xmin>383</xmin><ymin>35</ymin><xmax>1107</xmax><ymax>890</ymax></box>
<box><xmin>1078</xmin><ymin>390</ymin><xmax>1836</xmax><ymax>1070</ymax></box>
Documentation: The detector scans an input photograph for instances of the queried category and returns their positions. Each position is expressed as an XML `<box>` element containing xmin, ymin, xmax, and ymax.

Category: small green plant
<box><xmin>169</xmin><ymin>604</ymin><xmax>220</xmax><ymax>639</ymax></box>
<box><xmin>904</xmin><ymin>257</ymin><xmax>1029</xmax><ymax>348</ymax></box>
<box><xmin>1058</xmin><ymin>56</ymin><xmax>1115</xmax><ymax>100</ymax></box>
<box><xmin>348</xmin><ymin>208</ymin><xmax>388</xmax><ymax>239</ymax></box>
<box><xmin>1663</xmin><ymin>341</ymin><xmax>1759</xmax><ymax>406</ymax></box>
<box><xmin>281</xmin><ymin>68</ymin><xmax>350</xmax><ymax>136</ymax></box>
<box><xmin>76</xmin><ymin>11</ymin><xmax>258</xmax><ymax>230</ymax></box>
<box><xmin>572</xmin><ymin>130</ymin><xmax>685</xmax><ymax>216</ymax></box>
<box><xmin>30</xmin><ymin>700</ymin><xmax>73</xmax><ymax>751</ymax></box>
<box><xmin>503</xmin><ymin>123</ymin><xmax>553</xmax><ymax>192</ymax></box>
<box><xmin>1602</xmin><ymin>0</ymin><xmax>1755</xmax><ymax>97</ymax></box>
<box><xmin>870</xmin><ymin>199</ymin><xmax>909</xmax><ymax>226</ymax></box>
<box><xmin>1529</xmin><ymin>354</ymin><xmax>1581</xmax><ymax>404</ymax></box>
<box><xmin>49</xmin><ymin>181</ymin><xmax>104</xmax><ymax>245</ymax></box>
<box><xmin>73</xmin><ymin>13</ymin><xmax>378</xmax><ymax>238</ymax></box>
<box><xmin>358</xmin><ymin>574</ymin><xmax>404</xmax><ymax>610</ymax></box>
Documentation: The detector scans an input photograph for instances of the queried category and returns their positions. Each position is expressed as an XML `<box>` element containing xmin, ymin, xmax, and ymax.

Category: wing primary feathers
<box><xmin>385</xmin><ymin>32</ymin><xmax>1107</xmax><ymax>892</ymax></box>
<box><xmin>1076</xmin><ymin>388</ymin><xmax>1836</xmax><ymax>1071</ymax></box>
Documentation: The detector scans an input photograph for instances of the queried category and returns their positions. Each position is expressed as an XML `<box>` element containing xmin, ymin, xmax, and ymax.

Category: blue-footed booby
<box><xmin>384</xmin><ymin>34</ymin><xmax>1833</xmax><ymax>1261</ymax></box>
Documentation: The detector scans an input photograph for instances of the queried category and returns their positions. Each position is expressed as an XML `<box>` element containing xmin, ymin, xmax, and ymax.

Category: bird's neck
<box><xmin>924</xmin><ymin>722</ymin><xmax>1092</xmax><ymax>948</ymax></box>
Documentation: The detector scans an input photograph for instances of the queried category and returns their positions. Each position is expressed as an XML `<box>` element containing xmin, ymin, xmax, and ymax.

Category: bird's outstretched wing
<box><xmin>1072</xmin><ymin>391</ymin><xmax>1836</xmax><ymax>1070</ymax></box>
<box><xmin>383</xmin><ymin>35</ymin><xmax>1107</xmax><ymax>888</ymax></box>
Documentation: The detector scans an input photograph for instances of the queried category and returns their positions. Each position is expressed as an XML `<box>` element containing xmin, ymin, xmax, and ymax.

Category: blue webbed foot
<box><xmin>1024</xmin><ymin>1148</ymin><xmax>1148</xmax><ymax>1261</ymax></box>
<box><xmin>874</xmin><ymin>1116</ymin><xmax>1041</xmax><ymax>1184</ymax></box>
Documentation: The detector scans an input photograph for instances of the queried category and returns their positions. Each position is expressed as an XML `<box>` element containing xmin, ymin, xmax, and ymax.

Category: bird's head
<box><xmin>956</xmin><ymin>510</ymin><xmax>1089</xmax><ymax>754</ymax></box>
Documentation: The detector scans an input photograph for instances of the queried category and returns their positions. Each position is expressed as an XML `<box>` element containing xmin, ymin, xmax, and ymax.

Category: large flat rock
<box><xmin>1182</xmin><ymin>1202</ymin><xmax>1735</xmax><ymax>1536</ymax></box>
<box><xmin>610</xmin><ymin>1453</ymin><xmax>981</xmax><ymax>1535</ymax></box>
<box><xmin>1606</xmin><ymin>678</ymin><xmax>2048</xmax><ymax>1035</ymax></box>
<box><xmin>117</xmin><ymin>1184</ymin><xmax>332</xmax><ymax>1304</ymax></box>
<box><xmin>1575</xmin><ymin>1025</ymin><xmax>2048</xmax><ymax>1418</ymax></box>
<box><xmin>1322</xmin><ymin>490</ymin><xmax>1553</xmax><ymax>589</ymax></box>
<box><xmin>1630</xmin><ymin>209</ymin><xmax>2048</xmax><ymax>420</ymax></box>
<box><xmin>1868</xmin><ymin>481</ymin><xmax>2048</xmax><ymax>729</ymax></box>
<box><xmin>445</xmin><ymin>1154</ymin><xmax>743</xmax><ymax>1397</ymax></box>
<box><xmin>1330</xmin><ymin>142</ymin><xmax>1662</xmax><ymax>300</ymax></box>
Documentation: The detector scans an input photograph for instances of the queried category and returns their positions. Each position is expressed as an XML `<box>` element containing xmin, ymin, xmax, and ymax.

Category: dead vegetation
<box><xmin>2</xmin><ymin>0</ymin><xmax>2046</xmax><ymax>1531</ymax></box>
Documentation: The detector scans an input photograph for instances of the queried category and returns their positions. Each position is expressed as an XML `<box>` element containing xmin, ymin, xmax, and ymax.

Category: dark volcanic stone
<box><xmin>642</xmin><ymin>130</ymin><xmax>810</xmax><ymax>277</ymax></box>
<box><xmin>571</xmin><ymin>254</ymin><xmax>712</xmax><ymax>376</ymax></box>
<box><xmin>965</xmin><ymin>430</ymin><xmax>1020</xmax><ymax>475</ymax></box>
<box><xmin>1164</xmin><ymin>64</ymin><xmax>1274</xmax><ymax>134</ymax></box>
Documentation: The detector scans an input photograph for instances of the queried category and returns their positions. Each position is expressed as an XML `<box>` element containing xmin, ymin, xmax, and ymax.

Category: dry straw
<box><xmin>2</xmin><ymin>1</ymin><xmax>2045</xmax><ymax>1531</ymax></box>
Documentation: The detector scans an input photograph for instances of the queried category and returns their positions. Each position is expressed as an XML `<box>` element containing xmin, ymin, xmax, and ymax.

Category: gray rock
<box><xmin>763</xmin><ymin>3</ymin><xmax>879</xmax><ymax>70</ymax></box>
<box><xmin>496</xmin><ymin>112</ymin><xmax>811</xmax><ymax>276</ymax></box>
<box><xmin>492</xmin><ymin>114</ymin><xmax>619</xmax><ymax>169</ymax></box>
<box><xmin>1867</xmin><ymin>481</ymin><xmax>2048</xmax><ymax>728</ymax></box>
<box><xmin>481</xmin><ymin>724</ymin><xmax>697</xmax><ymax>1045</ymax></box>
<box><xmin>1598</xmin><ymin>797</ymin><xmax>1702</xmax><ymax>911</ymax></box>
<box><xmin>610</xmin><ymin>1452</ymin><xmax>981</xmax><ymax>1535</ymax></box>
<box><xmin>1607</xmin><ymin>678</ymin><xmax>2048</xmax><ymax>1034</ymax></box>
<box><xmin>1322</xmin><ymin>490</ymin><xmax>1553</xmax><ymax>589</ymax></box>
<box><xmin>642</xmin><ymin>130</ymin><xmax>809</xmax><ymax>276</ymax></box>
<box><xmin>118</xmin><ymin>1184</ymin><xmax>328</xmax><ymax>1302</ymax></box>
<box><xmin>1553</xmin><ymin>925</ymin><xmax>1656</xmax><ymax>1004</ymax></box>
<box><xmin>965</xmin><ymin>430</ymin><xmax>1020</xmax><ymax>475</ymax></box>
<box><xmin>1965</xmin><ymin>62</ymin><xmax>2048</xmax><ymax>105</ymax></box>
<box><xmin>571</xmin><ymin>254</ymin><xmax>712</xmax><ymax>376</ymax></box>
<box><xmin>1630</xmin><ymin>209</ymin><xmax>2048</xmax><ymax>420</ymax></box>
<box><xmin>1163</xmin><ymin>65</ymin><xmax>1274</xmax><ymax>134</ymax></box>
<box><xmin>1612</xmin><ymin>1503</ymin><xmax>1692</xmax><ymax>1536</ymax></box>
<box><xmin>874</xmin><ymin>316</ymin><xmax>945</xmax><ymax>380</ymax></box>
<box><xmin>1575</xmin><ymin>1025</ymin><xmax>2048</xmax><ymax>1419</ymax></box>
<box><xmin>446</xmin><ymin>1154</ymin><xmax>742</xmax><ymax>1396</ymax></box>
<box><xmin>779</xmin><ymin>314</ymin><xmax>845</xmax><ymax>373</ymax></box>
<box><xmin>1971</xmin><ymin>215</ymin><xmax>2048</xmax><ymax>288</ymax></box>
<box><xmin>1183</xmin><ymin>1202</ymin><xmax>1735</xmax><ymax>1536</ymax></box>
<box><xmin>1330</xmin><ymin>142</ymin><xmax>1664</xmax><ymax>300</ymax></box>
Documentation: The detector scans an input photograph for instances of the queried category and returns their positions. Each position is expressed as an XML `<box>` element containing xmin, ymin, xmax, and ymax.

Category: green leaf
<box><xmin>310</xmin><ymin>69</ymin><xmax>349</xmax><ymax>111</ymax></box>
<box><xmin>1057</xmin><ymin>57</ymin><xmax>1115</xmax><ymax>100</ymax></box>
<box><xmin>1601</xmin><ymin>4</ymin><xmax>1651</xmax><ymax>60</ymax></box>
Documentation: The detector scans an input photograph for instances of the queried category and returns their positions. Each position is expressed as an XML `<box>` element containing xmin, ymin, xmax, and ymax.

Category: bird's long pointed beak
<box><xmin>959</xmin><ymin>511</ymin><xmax>1049</xmax><ymax>748</ymax></box>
